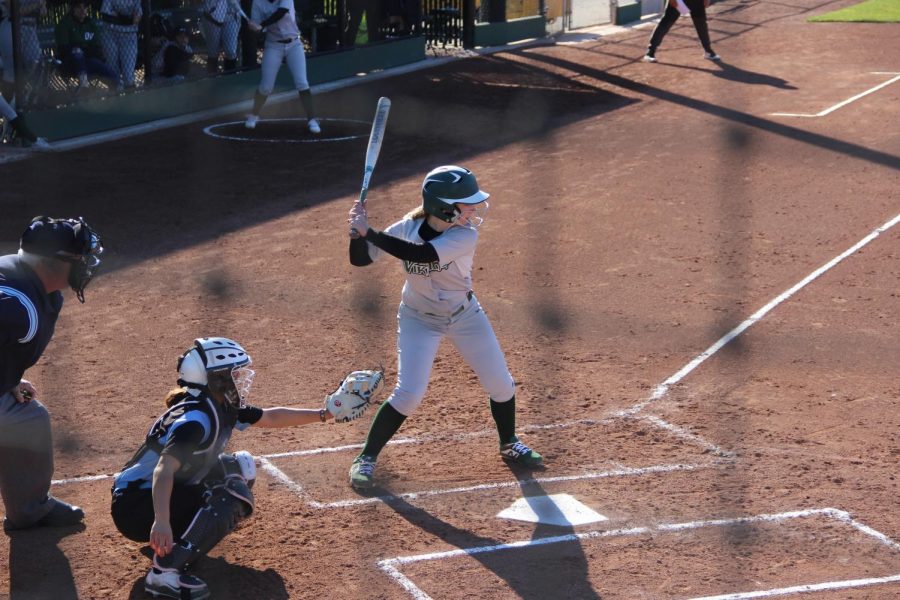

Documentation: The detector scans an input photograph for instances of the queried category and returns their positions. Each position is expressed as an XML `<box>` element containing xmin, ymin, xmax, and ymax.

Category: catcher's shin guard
<box><xmin>155</xmin><ymin>478</ymin><xmax>254</xmax><ymax>571</ymax></box>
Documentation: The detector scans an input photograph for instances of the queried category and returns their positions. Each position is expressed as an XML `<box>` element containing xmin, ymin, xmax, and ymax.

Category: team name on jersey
<box><xmin>404</xmin><ymin>260</ymin><xmax>450</xmax><ymax>276</ymax></box>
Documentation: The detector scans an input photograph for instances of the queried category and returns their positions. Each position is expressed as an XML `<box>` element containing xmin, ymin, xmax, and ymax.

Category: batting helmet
<box><xmin>177</xmin><ymin>337</ymin><xmax>255</xmax><ymax>409</ymax></box>
<box><xmin>19</xmin><ymin>216</ymin><xmax>103</xmax><ymax>303</ymax></box>
<box><xmin>421</xmin><ymin>166</ymin><xmax>489</xmax><ymax>224</ymax></box>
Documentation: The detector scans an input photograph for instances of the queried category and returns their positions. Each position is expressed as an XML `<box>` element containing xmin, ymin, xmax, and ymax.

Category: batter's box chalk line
<box><xmin>260</xmin><ymin>456</ymin><xmax>731</xmax><ymax>510</ymax></box>
<box><xmin>377</xmin><ymin>507</ymin><xmax>900</xmax><ymax>600</ymax></box>
<box><xmin>203</xmin><ymin>117</ymin><xmax>372</xmax><ymax>143</ymax></box>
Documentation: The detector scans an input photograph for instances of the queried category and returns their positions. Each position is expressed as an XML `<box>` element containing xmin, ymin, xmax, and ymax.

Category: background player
<box><xmin>345</xmin><ymin>165</ymin><xmax>543</xmax><ymax>490</ymax></box>
<box><xmin>643</xmin><ymin>0</ymin><xmax>720</xmax><ymax>63</ymax></box>
<box><xmin>99</xmin><ymin>0</ymin><xmax>142</xmax><ymax>91</ymax></box>
<box><xmin>111</xmin><ymin>337</ymin><xmax>346</xmax><ymax>600</ymax></box>
<box><xmin>199</xmin><ymin>0</ymin><xmax>241</xmax><ymax>73</ymax></box>
<box><xmin>1</xmin><ymin>216</ymin><xmax>103</xmax><ymax>532</ymax></box>
<box><xmin>244</xmin><ymin>0</ymin><xmax>319</xmax><ymax>133</ymax></box>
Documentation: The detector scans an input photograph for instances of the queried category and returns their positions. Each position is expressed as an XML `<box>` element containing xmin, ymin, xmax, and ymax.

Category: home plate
<box><xmin>497</xmin><ymin>494</ymin><xmax>608</xmax><ymax>526</ymax></box>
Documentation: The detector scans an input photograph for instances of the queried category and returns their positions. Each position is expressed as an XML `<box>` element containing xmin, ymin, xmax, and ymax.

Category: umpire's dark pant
<box><xmin>0</xmin><ymin>393</ymin><xmax>55</xmax><ymax>528</ymax></box>
<box><xmin>648</xmin><ymin>0</ymin><xmax>714</xmax><ymax>54</ymax></box>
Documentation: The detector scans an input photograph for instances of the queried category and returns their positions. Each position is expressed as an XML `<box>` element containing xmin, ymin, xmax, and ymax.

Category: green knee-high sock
<box><xmin>251</xmin><ymin>91</ymin><xmax>267</xmax><ymax>116</ymax></box>
<box><xmin>298</xmin><ymin>89</ymin><xmax>315</xmax><ymax>119</ymax></box>
<box><xmin>360</xmin><ymin>402</ymin><xmax>407</xmax><ymax>458</ymax></box>
<box><xmin>490</xmin><ymin>395</ymin><xmax>516</xmax><ymax>445</ymax></box>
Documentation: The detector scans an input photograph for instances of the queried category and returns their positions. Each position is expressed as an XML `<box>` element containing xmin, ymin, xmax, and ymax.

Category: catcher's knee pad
<box><xmin>158</xmin><ymin>479</ymin><xmax>255</xmax><ymax>570</ymax></box>
<box><xmin>219</xmin><ymin>451</ymin><xmax>256</xmax><ymax>488</ymax></box>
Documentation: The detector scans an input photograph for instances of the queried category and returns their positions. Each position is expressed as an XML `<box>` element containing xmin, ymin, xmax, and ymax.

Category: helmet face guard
<box><xmin>421</xmin><ymin>166</ymin><xmax>490</xmax><ymax>225</ymax></box>
<box><xmin>177</xmin><ymin>337</ymin><xmax>255</xmax><ymax>409</ymax></box>
<box><xmin>20</xmin><ymin>216</ymin><xmax>103</xmax><ymax>303</ymax></box>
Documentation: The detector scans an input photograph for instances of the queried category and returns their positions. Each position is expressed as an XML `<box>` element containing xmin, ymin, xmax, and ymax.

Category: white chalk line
<box><xmin>687</xmin><ymin>575</ymin><xmax>900</xmax><ymax>600</ymax></box>
<box><xmin>379</xmin><ymin>507</ymin><xmax>900</xmax><ymax>599</ymax></box>
<box><xmin>772</xmin><ymin>73</ymin><xmax>900</xmax><ymax>117</ymax></box>
<box><xmin>309</xmin><ymin>461</ymin><xmax>723</xmax><ymax>509</ymax></box>
<box><xmin>620</xmin><ymin>211</ymin><xmax>900</xmax><ymax>417</ymax></box>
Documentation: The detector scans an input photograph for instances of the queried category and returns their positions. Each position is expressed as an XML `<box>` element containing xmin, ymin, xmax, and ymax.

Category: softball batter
<box><xmin>346</xmin><ymin>165</ymin><xmax>542</xmax><ymax>490</ymax></box>
<box><xmin>245</xmin><ymin>0</ymin><xmax>319</xmax><ymax>133</ymax></box>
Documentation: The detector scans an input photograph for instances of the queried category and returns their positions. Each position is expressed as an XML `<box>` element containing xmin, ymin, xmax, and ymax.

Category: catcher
<box><xmin>109</xmin><ymin>336</ymin><xmax>381</xmax><ymax>600</ymax></box>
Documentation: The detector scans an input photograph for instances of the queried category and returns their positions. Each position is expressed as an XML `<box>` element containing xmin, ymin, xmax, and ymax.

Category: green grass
<box><xmin>809</xmin><ymin>0</ymin><xmax>900</xmax><ymax>22</ymax></box>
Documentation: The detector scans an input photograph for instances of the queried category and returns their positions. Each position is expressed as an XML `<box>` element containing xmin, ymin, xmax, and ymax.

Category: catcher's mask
<box><xmin>421</xmin><ymin>165</ymin><xmax>490</xmax><ymax>226</ymax></box>
<box><xmin>19</xmin><ymin>216</ymin><xmax>104</xmax><ymax>303</ymax></box>
<box><xmin>177</xmin><ymin>337</ymin><xmax>255</xmax><ymax>409</ymax></box>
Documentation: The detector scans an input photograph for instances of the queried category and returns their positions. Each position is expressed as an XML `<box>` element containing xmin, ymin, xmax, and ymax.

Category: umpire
<box><xmin>0</xmin><ymin>216</ymin><xmax>103</xmax><ymax>531</ymax></box>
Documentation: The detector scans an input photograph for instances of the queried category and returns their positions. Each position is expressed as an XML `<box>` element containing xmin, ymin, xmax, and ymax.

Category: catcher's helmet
<box><xmin>421</xmin><ymin>165</ymin><xmax>489</xmax><ymax>224</ymax></box>
<box><xmin>20</xmin><ymin>216</ymin><xmax>103</xmax><ymax>303</ymax></box>
<box><xmin>177</xmin><ymin>337</ymin><xmax>255</xmax><ymax>409</ymax></box>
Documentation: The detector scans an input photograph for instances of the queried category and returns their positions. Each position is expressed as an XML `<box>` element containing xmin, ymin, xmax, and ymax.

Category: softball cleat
<box><xmin>349</xmin><ymin>454</ymin><xmax>377</xmax><ymax>489</ymax></box>
<box><xmin>500</xmin><ymin>436</ymin><xmax>543</xmax><ymax>467</ymax></box>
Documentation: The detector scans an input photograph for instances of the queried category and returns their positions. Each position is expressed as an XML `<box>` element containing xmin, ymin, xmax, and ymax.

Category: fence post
<box><xmin>9</xmin><ymin>0</ymin><xmax>24</xmax><ymax>105</ymax></box>
<box><xmin>462</xmin><ymin>0</ymin><xmax>474</xmax><ymax>48</ymax></box>
<box><xmin>141</xmin><ymin>0</ymin><xmax>152</xmax><ymax>85</ymax></box>
<box><xmin>487</xmin><ymin>0</ymin><xmax>505</xmax><ymax>23</ymax></box>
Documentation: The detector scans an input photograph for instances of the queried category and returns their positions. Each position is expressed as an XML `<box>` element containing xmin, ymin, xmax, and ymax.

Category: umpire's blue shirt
<box><xmin>0</xmin><ymin>253</ymin><xmax>63</xmax><ymax>398</ymax></box>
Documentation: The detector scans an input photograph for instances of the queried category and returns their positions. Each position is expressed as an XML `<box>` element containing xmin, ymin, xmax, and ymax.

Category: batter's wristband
<box><xmin>319</xmin><ymin>408</ymin><xmax>327</xmax><ymax>422</ymax></box>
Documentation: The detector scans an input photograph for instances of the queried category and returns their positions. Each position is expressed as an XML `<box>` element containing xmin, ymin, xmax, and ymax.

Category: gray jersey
<box><xmin>100</xmin><ymin>0</ymin><xmax>142</xmax><ymax>31</ymax></box>
<box><xmin>251</xmin><ymin>0</ymin><xmax>299</xmax><ymax>43</ymax></box>
<box><xmin>368</xmin><ymin>217</ymin><xmax>478</xmax><ymax>316</ymax></box>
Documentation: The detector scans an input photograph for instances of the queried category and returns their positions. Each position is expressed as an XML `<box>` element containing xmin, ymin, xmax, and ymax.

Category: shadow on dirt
<box><xmin>7</xmin><ymin>523</ymin><xmax>85</xmax><ymax>599</ymax></box>
<box><xmin>0</xmin><ymin>52</ymin><xmax>635</xmax><ymax>278</ymax></box>
<box><xmin>125</xmin><ymin>552</ymin><xmax>289</xmax><ymax>599</ymax></box>
<box><xmin>382</xmin><ymin>465</ymin><xmax>603</xmax><ymax>599</ymax></box>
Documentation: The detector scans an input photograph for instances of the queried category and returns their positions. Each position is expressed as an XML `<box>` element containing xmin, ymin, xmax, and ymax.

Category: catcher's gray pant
<box><xmin>200</xmin><ymin>14</ymin><xmax>240</xmax><ymax>62</ymax></box>
<box><xmin>0</xmin><ymin>392</ymin><xmax>56</xmax><ymax>528</ymax></box>
<box><xmin>388</xmin><ymin>299</ymin><xmax>516</xmax><ymax>416</ymax></box>
<box><xmin>257</xmin><ymin>38</ymin><xmax>308</xmax><ymax>96</ymax></box>
<box><xmin>102</xmin><ymin>25</ymin><xmax>139</xmax><ymax>87</ymax></box>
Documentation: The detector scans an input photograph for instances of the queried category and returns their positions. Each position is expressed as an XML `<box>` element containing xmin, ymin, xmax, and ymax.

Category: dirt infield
<box><xmin>1</xmin><ymin>0</ymin><xmax>899</xmax><ymax>598</ymax></box>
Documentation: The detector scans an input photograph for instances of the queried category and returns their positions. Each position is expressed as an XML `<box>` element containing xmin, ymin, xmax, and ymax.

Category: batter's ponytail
<box><xmin>404</xmin><ymin>206</ymin><xmax>427</xmax><ymax>220</ymax></box>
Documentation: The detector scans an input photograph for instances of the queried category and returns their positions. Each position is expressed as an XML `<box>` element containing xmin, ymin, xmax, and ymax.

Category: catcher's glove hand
<box><xmin>325</xmin><ymin>368</ymin><xmax>384</xmax><ymax>423</ymax></box>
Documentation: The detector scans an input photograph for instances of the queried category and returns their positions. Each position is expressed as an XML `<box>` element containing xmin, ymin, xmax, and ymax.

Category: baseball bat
<box><xmin>359</xmin><ymin>96</ymin><xmax>391</xmax><ymax>206</ymax></box>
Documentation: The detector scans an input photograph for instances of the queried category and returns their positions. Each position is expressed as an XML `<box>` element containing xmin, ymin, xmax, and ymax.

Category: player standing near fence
<box><xmin>100</xmin><ymin>0</ymin><xmax>142</xmax><ymax>90</ymax></box>
<box><xmin>0</xmin><ymin>216</ymin><xmax>103</xmax><ymax>531</ymax></box>
<box><xmin>643</xmin><ymin>0</ymin><xmax>720</xmax><ymax>63</ymax></box>
<box><xmin>244</xmin><ymin>0</ymin><xmax>319</xmax><ymax>133</ymax></box>
<box><xmin>345</xmin><ymin>165</ymin><xmax>543</xmax><ymax>490</ymax></box>
<box><xmin>0</xmin><ymin>0</ymin><xmax>46</xmax><ymax>100</ymax></box>
<box><xmin>200</xmin><ymin>0</ymin><xmax>241</xmax><ymax>73</ymax></box>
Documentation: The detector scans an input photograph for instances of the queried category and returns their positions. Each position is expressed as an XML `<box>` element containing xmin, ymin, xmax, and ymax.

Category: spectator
<box><xmin>55</xmin><ymin>0</ymin><xmax>118</xmax><ymax>91</ymax></box>
<box><xmin>0</xmin><ymin>217</ymin><xmax>103</xmax><ymax>532</ymax></box>
<box><xmin>151</xmin><ymin>26</ymin><xmax>194</xmax><ymax>81</ymax></box>
<box><xmin>643</xmin><ymin>0</ymin><xmax>720</xmax><ymax>63</ymax></box>
<box><xmin>200</xmin><ymin>0</ymin><xmax>241</xmax><ymax>73</ymax></box>
<box><xmin>0</xmin><ymin>0</ymin><xmax>46</xmax><ymax>101</ymax></box>
<box><xmin>100</xmin><ymin>0</ymin><xmax>142</xmax><ymax>91</ymax></box>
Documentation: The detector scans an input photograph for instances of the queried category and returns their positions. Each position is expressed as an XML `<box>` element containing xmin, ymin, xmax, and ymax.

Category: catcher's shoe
<box><xmin>145</xmin><ymin>569</ymin><xmax>210</xmax><ymax>600</ymax></box>
<box><xmin>500</xmin><ymin>436</ymin><xmax>543</xmax><ymax>467</ymax></box>
<box><xmin>349</xmin><ymin>454</ymin><xmax>377</xmax><ymax>489</ymax></box>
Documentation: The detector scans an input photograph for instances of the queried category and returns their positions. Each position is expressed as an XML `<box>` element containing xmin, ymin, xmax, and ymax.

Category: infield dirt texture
<box><xmin>1</xmin><ymin>0</ymin><xmax>898</xmax><ymax>598</ymax></box>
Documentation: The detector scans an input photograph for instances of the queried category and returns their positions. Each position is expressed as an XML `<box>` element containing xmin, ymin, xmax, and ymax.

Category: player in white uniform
<box><xmin>99</xmin><ymin>0</ymin><xmax>142</xmax><ymax>90</ymax></box>
<box><xmin>345</xmin><ymin>165</ymin><xmax>543</xmax><ymax>490</ymax></box>
<box><xmin>245</xmin><ymin>0</ymin><xmax>319</xmax><ymax>133</ymax></box>
<box><xmin>199</xmin><ymin>0</ymin><xmax>240</xmax><ymax>73</ymax></box>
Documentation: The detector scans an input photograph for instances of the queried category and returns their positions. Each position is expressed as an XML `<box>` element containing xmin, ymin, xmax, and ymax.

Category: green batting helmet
<box><xmin>421</xmin><ymin>165</ymin><xmax>490</xmax><ymax>224</ymax></box>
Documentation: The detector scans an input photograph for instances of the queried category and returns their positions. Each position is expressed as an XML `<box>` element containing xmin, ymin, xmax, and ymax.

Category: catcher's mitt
<box><xmin>325</xmin><ymin>368</ymin><xmax>385</xmax><ymax>423</ymax></box>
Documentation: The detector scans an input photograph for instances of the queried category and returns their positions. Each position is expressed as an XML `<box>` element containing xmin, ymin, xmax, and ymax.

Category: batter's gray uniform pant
<box><xmin>0</xmin><ymin>391</ymin><xmax>55</xmax><ymax>528</ymax></box>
